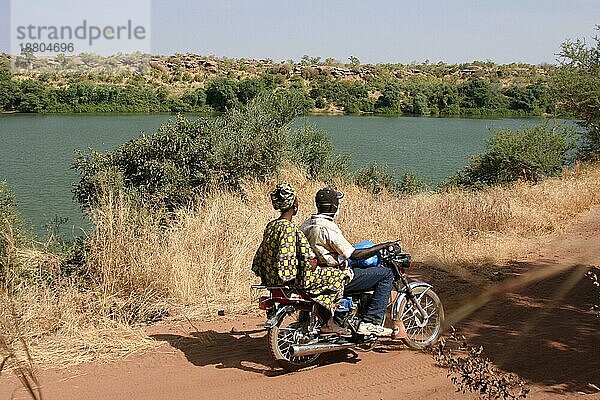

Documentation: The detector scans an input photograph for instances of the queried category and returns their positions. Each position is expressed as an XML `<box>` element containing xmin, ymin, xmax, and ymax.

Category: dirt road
<box><xmin>2</xmin><ymin>207</ymin><xmax>600</xmax><ymax>400</ymax></box>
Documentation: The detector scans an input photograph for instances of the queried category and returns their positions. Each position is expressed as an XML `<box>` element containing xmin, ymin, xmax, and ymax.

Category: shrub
<box><xmin>459</xmin><ymin>78</ymin><xmax>507</xmax><ymax>112</ymax></box>
<box><xmin>398</xmin><ymin>171</ymin><xmax>428</xmax><ymax>195</ymax></box>
<box><xmin>352</xmin><ymin>163</ymin><xmax>399</xmax><ymax>195</ymax></box>
<box><xmin>451</xmin><ymin>124</ymin><xmax>575</xmax><ymax>188</ymax></box>
<box><xmin>74</xmin><ymin>114</ymin><xmax>212</xmax><ymax>210</ymax></box>
<box><xmin>0</xmin><ymin>183</ymin><xmax>37</xmax><ymax>287</ymax></box>
<box><xmin>287</xmin><ymin>124</ymin><xmax>350</xmax><ymax>181</ymax></box>
<box><xmin>209</xmin><ymin>92</ymin><xmax>300</xmax><ymax>190</ymax></box>
<box><xmin>73</xmin><ymin>92</ymin><xmax>319</xmax><ymax>210</ymax></box>
<box><xmin>375</xmin><ymin>82</ymin><xmax>403</xmax><ymax>113</ymax></box>
<box><xmin>236</xmin><ymin>78</ymin><xmax>264</xmax><ymax>104</ymax></box>
<box><xmin>181</xmin><ymin>88</ymin><xmax>207</xmax><ymax>110</ymax></box>
<box><xmin>431</xmin><ymin>327</ymin><xmax>530</xmax><ymax>399</ymax></box>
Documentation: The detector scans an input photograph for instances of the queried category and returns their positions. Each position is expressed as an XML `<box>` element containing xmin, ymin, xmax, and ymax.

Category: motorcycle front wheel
<box><xmin>398</xmin><ymin>286</ymin><xmax>444</xmax><ymax>350</ymax></box>
<box><xmin>268</xmin><ymin>308</ymin><xmax>322</xmax><ymax>371</ymax></box>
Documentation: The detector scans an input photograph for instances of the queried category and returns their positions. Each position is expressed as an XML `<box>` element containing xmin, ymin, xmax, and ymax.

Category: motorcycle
<box><xmin>252</xmin><ymin>243</ymin><xmax>445</xmax><ymax>371</ymax></box>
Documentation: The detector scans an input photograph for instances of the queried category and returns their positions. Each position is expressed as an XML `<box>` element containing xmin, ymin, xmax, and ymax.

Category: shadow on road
<box><xmin>152</xmin><ymin>261</ymin><xmax>598</xmax><ymax>393</ymax></box>
<box><xmin>419</xmin><ymin>261</ymin><xmax>600</xmax><ymax>395</ymax></box>
<box><xmin>151</xmin><ymin>329</ymin><xmax>361</xmax><ymax>377</ymax></box>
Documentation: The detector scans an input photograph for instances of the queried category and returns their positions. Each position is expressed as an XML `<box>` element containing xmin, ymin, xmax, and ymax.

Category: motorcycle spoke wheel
<box><xmin>399</xmin><ymin>287</ymin><xmax>444</xmax><ymax>349</ymax></box>
<box><xmin>268</xmin><ymin>309</ymin><xmax>321</xmax><ymax>371</ymax></box>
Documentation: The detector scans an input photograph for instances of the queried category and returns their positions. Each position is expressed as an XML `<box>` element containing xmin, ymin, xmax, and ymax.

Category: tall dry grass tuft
<box><xmin>0</xmin><ymin>286</ymin><xmax>156</xmax><ymax>366</ymax></box>
<box><xmin>0</xmin><ymin>303</ymin><xmax>43</xmax><ymax>400</ymax></box>
<box><xmin>85</xmin><ymin>191</ymin><xmax>172</xmax><ymax>324</ymax></box>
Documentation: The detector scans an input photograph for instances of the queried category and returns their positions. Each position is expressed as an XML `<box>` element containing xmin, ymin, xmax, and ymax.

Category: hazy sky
<box><xmin>1</xmin><ymin>0</ymin><xmax>598</xmax><ymax>64</ymax></box>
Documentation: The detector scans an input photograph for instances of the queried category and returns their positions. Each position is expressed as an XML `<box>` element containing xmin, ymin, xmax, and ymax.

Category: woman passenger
<box><xmin>252</xmin><ymin>182</ymin><xmax>350</xmax><ymax>335</ymax></box>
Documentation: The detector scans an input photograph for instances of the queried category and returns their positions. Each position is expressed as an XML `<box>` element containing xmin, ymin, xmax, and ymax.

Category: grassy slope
<box><xmin>2</xmin><ymin>162</ymin><xmax>600</xmax><ymax>367</ymax></box>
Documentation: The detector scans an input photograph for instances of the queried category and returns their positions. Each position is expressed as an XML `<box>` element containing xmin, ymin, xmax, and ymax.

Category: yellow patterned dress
<box><xmin>252</xmin><ymin>218</ymin><xmax>348</xmax><ymax>314</ymax></box>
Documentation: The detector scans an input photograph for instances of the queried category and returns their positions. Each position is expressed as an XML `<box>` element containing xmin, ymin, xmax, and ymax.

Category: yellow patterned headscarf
<box><xmin>270</xmin><ymin>182</ymin><xmax>297</xmax><ymax>211</ymax></box>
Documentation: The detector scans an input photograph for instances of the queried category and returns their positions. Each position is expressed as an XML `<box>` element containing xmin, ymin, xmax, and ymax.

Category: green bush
<box><xmin>352</xmin><ymin>163</ymin><xmax>399</xmax><ymax>195</ymax></box>
<box><xmin>205</xmin><ymin>77</ymin><xmax>240</xmax><ymax>111</ymax></box>
<box><xmin>0</xmin><ymin>60</ymin><xmax>18</xmax><ymax>112</ymax></box>
<box><xmin>398</xmin><ymin>171</ymin><xmax>428</xmax><ymax>195</ymax></box>
<box><xmin>352</xmin><ymin>165</ymin><xmax>428</xmax><ymax>195</ymax></box>
<box><xmin>181</xmin><ymin>88</ymin><xmax>207</xmax><ymax>110</ymax></box>
<box><xmin>287</xmin><ymin>124</ymin><xmax>350</xmax><ymax>182</ymax></box>
<box><xmin>451</xmin><ymin>124</ymin><xmax>575</xmax><ymax>188</ymax></box>
<box><xmin>74</xmin><ymin>114</ymin><xmax>213</xmax><ymax>210</ymax></box>
<box><xmin>236</xmin><ymin>78</ymin><xmax>264</xmax><ymax>104</ymax></box>
<box><xmin>73</xmin><ymin>92</ymin><xmax>316</xmax><ymax>210</ymax></box>
<box><xmin>458</xmin><ymin>78</ymin><xmax>506</xmax><ymax>111</ymax></box>
<box><xmin>309</xmin><ymin>78</ymin><xmax>370</xmax><ymax>113</ymax></box>
<box><xmin>209</xmin><ymin>92</ymin><xmax>305</xmax><ymax>190</ymax></box>
<box><xmin>375</xmin><ymin>82</ymin><xmax>403</xmax><ymax>113</ymax></box>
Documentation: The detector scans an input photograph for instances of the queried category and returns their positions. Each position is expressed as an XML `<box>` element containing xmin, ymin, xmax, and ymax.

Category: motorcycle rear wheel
<box><xmin>268</xmin><ymin>308</ymin><xmax>322</xmax><ymax>371</ymax></box>
<box><xmin>398</xmin><ymin>286</ymin><xmax>444</xmax><ymax>349</ymax></box>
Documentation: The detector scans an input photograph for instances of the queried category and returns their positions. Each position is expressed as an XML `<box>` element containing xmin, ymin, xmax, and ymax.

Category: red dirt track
<box><xmin>2</xmin><ymin>207</ymin><xmax>600</xmax><ymax>400</ymax></box>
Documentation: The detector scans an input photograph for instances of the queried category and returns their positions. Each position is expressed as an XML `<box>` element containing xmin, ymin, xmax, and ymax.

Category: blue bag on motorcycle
<box><xmin>347</xmin><ymin>240</ymin><xmax>380</xmax><ymax>268</ymax></box>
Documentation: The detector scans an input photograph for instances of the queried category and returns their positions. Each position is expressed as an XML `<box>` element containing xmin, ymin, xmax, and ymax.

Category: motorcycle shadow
<box><xmin>151</xmin><ymin>329</ymin><xmax>362</xmax><ymax>377</ymax></box>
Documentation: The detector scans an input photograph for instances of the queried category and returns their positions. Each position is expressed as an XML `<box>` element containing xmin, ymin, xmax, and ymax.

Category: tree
<box><xmin>348</xmin><ymin>56</ymin><xmax>361</xmax><ymax>66</ymax></box>
<box><xmin>376</xmin><ymin>82</ymin><xmax>403</xmax><ymax>112</ymax></box>
<box><xmin>551</xmin><ymin>26</ymin><xmax>600</xmax><ymax>159</ymax></box>
<box><xmin>300</xmin><ymin>55</ymin><xmax>322</xmax><ymax>65</ymax></box>
<box><xmin>13</xmin><ymin>48</ymin><xmax>34</xmax><ymax>70</ymax></box>
<box><xmin>0</xmin><ymin>59</ymin><xmax>18</xmax><ymax>111</ymax></box>
<box><xmin>205</xmin><ymin>78</ymin><xmax>239</xmax><ymax>111</ymax></box>
<box><xmin>17</xmin><ymin>80</ymin><xmax>48</xmax><ymax>112</ymax></box>
<box><xmin>503</xmin><ymin>85</ymin><xmax>536</xmax><ymax>113</ymax></box>
<box><xmin>236</xmin><ymin>78</ymin><xmax>264</xmax><ymax>104</ymax></box>
<box><xmin>181</xmin><ymin>88</ymin><xmax>207</xmax><ymax>110</ymax></box>
<box><xmin>434</xmin><ymin>83</ymin><xmax>460</xmax><ymax>115</ymax></box>
<box><xmin>411</xmin><ymin>93</ymin><xmax>431</xmax><ymax>115</ymax></box>
<box><xmin>459</xmin><ymin>78</ymin><xmax>506</xmax><ymax>111</ymax></box>
<box><xmin>300</xmin><ymin>55</ymin><xmax>311</xmax><ymax>65</ymax></box>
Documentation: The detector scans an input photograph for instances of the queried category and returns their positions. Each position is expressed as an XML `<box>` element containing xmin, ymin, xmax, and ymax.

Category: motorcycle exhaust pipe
<box><xmin>291</xmin><ymin>342</ymin><xmax>356</xmax><ymax>357</ymax></box>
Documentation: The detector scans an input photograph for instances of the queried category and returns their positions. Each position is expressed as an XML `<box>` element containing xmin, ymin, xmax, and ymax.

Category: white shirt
<box><xmin>300</xmin><ymin>214</ymin><xmax>356</xmax><ymax>266</ymax></box>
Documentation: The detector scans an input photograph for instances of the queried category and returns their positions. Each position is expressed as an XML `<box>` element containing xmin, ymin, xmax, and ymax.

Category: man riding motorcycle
<box><xmin>301</xmin><ymin>187</ymin><xmax>397</xmax><ymax>337</ymax></box>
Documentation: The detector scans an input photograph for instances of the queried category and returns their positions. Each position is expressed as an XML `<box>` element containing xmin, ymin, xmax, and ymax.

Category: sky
<box><xmin>1</xmin><ymin>0</ymin><xmax>598</xmax><ymax>64</ymax></box>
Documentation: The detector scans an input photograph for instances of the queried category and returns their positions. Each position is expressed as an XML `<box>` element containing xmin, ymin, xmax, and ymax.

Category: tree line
<box><xmin>0</xmin><ymin>56</ymin><xmax>558</xmax><ymax>117</ymax></box>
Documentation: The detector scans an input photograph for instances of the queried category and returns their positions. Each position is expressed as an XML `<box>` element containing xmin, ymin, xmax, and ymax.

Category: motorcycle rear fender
<box><xmin>264</xmin><ymin>305</ymin><xmax>295</xmax><ymax>329</ymax></box>
<box><xmin>391</xmin><ymin>282</ymin><xmax>432</xmax><ymax>321</ymax></box>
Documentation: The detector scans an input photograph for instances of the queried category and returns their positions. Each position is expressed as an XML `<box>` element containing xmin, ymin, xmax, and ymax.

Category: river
<box><xmin>0</xmin><ymin>113</ymin><xmax>560</xmax><ymax>236</ymax></box>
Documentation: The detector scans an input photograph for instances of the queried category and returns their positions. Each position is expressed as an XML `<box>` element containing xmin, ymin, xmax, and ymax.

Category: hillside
<box><xmin>1</xmin><ymin>53</ymin><xmax>557</xmax><ymax>116</ymax></box>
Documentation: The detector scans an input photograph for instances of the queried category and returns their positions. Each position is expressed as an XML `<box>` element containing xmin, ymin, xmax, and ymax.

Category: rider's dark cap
<box><xmin>315</xmin><ymin>187</ymin><xmax>344</xmax><ymax>207</ymax></box>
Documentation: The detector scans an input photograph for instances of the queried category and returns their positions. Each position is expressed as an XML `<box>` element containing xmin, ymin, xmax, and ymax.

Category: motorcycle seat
<box><xmin>251</xmin><ymin>284</ymin><xmax>305</xmax><ymax>291</ymax></box>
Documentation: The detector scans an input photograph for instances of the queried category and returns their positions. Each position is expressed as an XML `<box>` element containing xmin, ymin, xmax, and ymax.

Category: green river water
<box><xmin>0</xmin><ymin>114</ymin><xmax>558</xmax><ymax>236</ymax></box>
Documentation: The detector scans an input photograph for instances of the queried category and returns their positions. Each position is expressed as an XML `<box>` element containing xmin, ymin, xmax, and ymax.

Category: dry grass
<box><xmin>0</xmin><ymin>218</ymin><xmax>160</xmax><ymax>368</ymax></box>
<box><xmin>84</xmin><ymin>162</ymin><xmax>600</xmax><ymax>314</ymax></box>
<box><xmin>0</xmin><ymin>304</ymin><xmax>43</xmax><ymax>400</ymax></box>
<box><xmin>0</xmin><ymin>288</ymin><xmax>158</xmax><ymax>367</ymax></box>
<box><xmin>2</xmin><ymin>162</ymin><xmax>600</xmax><ymax>368</ymax></box>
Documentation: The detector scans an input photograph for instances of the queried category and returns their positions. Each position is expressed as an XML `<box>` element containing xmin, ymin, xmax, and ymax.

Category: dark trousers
<box><xmin>344</xmin><ymin>266</ymin><xmax>394</xmax><ymax>324</ymax></box>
